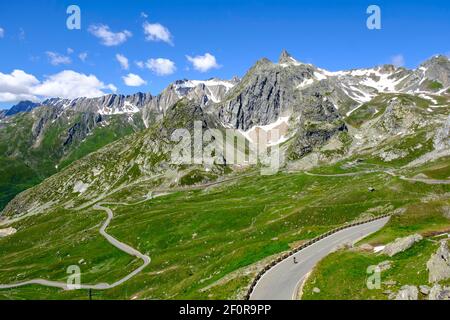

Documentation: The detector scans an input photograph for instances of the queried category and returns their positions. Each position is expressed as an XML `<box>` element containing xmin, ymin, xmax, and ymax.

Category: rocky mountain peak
<box><xmin>230</xmin><ymin>76</ymin><xmax>240</xmax><ymax>83</ymax></box>
<box><xmin>418</xmin><ymin>55</ymin><xmax>450</xmax><ymax>88</ymax></box>
<box><xmin>422</xmin><ymin>54</ymin><xmax>450</xmax><ymax>66</ymax></box>
<box><xmin>278</xmin><ymin>49</ymin><xmax>294</xmax><ymax>64</ymax></box>
<box><xmin>4</xmin><ymin>100</ymin><xmax>39</xmax><ymax>117</ymax></box>
<box><xmin>254</xmin><ymin>57</ymin><xmax>273</xmax><ymax>68</ymax></box>
<box><xmin>378</xmin><ymin>64</ymin><xmax>399</xmax><ymax>73</ymax></box>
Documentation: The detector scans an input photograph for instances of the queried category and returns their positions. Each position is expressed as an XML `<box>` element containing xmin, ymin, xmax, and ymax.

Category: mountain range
<box><xmin>0</xmin><ymin>50</ymin><xmax>448</xmax><ymax>213</ymax></box>
<box><xmin>0</xmin><ymin>50</ymin><xmax>449</xmax><ymax>301</ymax></box>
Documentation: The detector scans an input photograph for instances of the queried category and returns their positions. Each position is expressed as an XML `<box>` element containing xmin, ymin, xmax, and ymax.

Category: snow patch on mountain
<box><xmin>280</xmin><ymin>56</ymin><xmax>303</xmax><ymax>68</ymax></box>
<box><xmin>239</xmin><ymin>116</ymin><xmax>291</xmax><ymax>146</ymax></box>
<box><xmin>173</xmin><ymin>78</ymin><xmax>238</xmax><ymax>103</ymax></box>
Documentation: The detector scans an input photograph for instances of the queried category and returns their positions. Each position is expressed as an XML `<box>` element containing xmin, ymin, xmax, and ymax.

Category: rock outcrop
<box><xmin>382</xmin><ymin>234</ymin><xmax>423</xmax><ymax>257</ymax></box>
<box><xmin>434</xmin><ymin>115</ymin><xmax>450</xmax><ymax>152</ymax></box>
<box><xmin>395</xmin><ymin>285</ymin><xmax>418</xmax><ymax>300</ymax></box>
<box><xmin>427</xmin><ymin>240</ymin><xmax>450</xmax><ymax>283</ymax></box>
<box><xmin>0</xmin><ymin>227</ymin><xmax>17</xmax><ymax>237</ymax></box>
<box><xmin>429</xmin><ymin>284</ymin><xmax>450</xmax><ymax>300</ymax></box>
<box><xmin>419</xmin><ymin>285</ymin><xmax>430</xmax><ymax>295</ymax></box>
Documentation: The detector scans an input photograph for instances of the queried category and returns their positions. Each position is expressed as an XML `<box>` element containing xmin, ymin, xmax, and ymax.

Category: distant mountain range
<box><xmin>0</xmin><ymin>100</ymin><xmax>39</xmax><ymax>118</ymax></box>
<box><xmin>2</xmin><ymin>51</ymin><xmax>448</xmax><ymax>123</ymax></box>
<box><xmin>0</xmin><ymin>50</ymin><xmax>449</xmax><ymax>214</ymax></box>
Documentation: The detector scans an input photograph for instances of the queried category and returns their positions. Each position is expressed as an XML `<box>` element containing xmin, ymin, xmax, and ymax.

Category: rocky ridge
<box><xmin>1</xmin><ymin>51</ymin><xmax>449</xmax><ymax>217</ymax></box>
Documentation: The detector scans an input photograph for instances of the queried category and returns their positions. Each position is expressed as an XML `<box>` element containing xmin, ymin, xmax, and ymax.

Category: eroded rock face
<box><xmin>0</xmin><ymin>227</ymin><xmax>17</xmax><ymax>237</ymax></box>
<box><xmin>379</xmin><ymin>98</ymin><xmax>422</xmax><ymax>136</ymax></box>
<box><xmin>216</xmin><ymin>57</ymin><xmax>307</xmax><ymax>131</ymax></box>
<box><xmin>63</xmin><ymin>112</ymin><xmax>103</xmax><ymax>149</ymax></box>
<box><xmin>382</xmin><ymin>234</ymin><xmax>423</xmax><ymax>257</ymax></box>
<box><xmin>434</xmin><ymin>115</ymin><xmax>450</xmax><ymax>151</ymax></box>
<box><xmin>420</xmin><ymin>55</ymin><xmax>450</xmax><ymax>89</ymax></box>
<box><xmin>395</xmin><ymin>285</ymin><xmax>418</xmax><ymax>300</ymax></box>
<box><xmin>429</xmin><ymin>284</ymin><xmax>450</xmax><ymax>300</ymax></box>
<box><xmin>427</xmin><ymin>240</ymin><xmax>450</xmax><ymax>283</ymax></box>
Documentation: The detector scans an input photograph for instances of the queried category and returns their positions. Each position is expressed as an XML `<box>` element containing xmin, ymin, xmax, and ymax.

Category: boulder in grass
<box><xmin>395</xmin><ymin>285</ymin><xmax>418</xmax><ymax>300</ymax></box>
<box><xmin>429</xmin><ymin>284</ymin><xmax>450</xmax><ymax>300</ymax></box>
<box><xmin>427</xmin><ymin>240</ymin><xmax>450</xmax><ymax>283</ymax></box>
<box><xmin>419</xmin><ymin>285</ymin><xmax>430</xmax><ymax>295</ymax></box>
<box><xmin>382</xmin><ymin>234</ymin><xmax>423</xmax><ymax>257</ymax></box>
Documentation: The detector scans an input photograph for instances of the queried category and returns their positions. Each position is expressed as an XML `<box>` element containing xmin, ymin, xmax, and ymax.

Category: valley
<box><xmin>0</xmin><ymin>157</ymin><xmax>449</xmax><ymax>299</ymax></box>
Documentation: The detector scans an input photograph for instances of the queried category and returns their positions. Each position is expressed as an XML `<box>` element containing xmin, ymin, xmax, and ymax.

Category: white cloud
<box><xmin>0</xmin><ymin>27</ymin><xmax>4</xmax><ymax>38</ymax></box>
<box><xmin>33</xmin><ymin>70</ymin><xmax>116</xmax><ymax>99</ymax></box>
<box><xmin>0</xmin><ymin>70</ymin><xmax>40</xmax><ymax>102</ymax></box>
<box><xmin>46</xmin><ymin>51</ymin><xmax>72</xmax><ymax>66</ymax></box>
<box><xmin>146</xmin><ymin>58</ymin><xmax>176</xmax><ymax>76</ymax></box>
<box><xmin>186</xmin><ymin>53</ymin><xmax>220</xmax><ymax>72</ymax></box>
<box><xmin>135</xmin><ymin>61</ymin><xmax>144</xmax><ymax>69</ymax></box>
<box><xmin>143</xmin><ymin>21</ymin><xmax>173</xmax><ymax>45</ymax></box>
<box><xmin>0</xmin><ymin>70</ymin><xmax>39</xmax><ymax>92</ymax></box>
<box><xmin>0</xmin><ymin>92</ymin><xmax>38</xmax><ymax>103</ymax></box>
<box><xmin>141</xmin><ymin>12</ymin><xmax>148</xmax><ymax>19</ymax></box>
<box><xmin>107</xmin><ymin>83</ymin><xmax>117</xmax><ymax>93</ymax></box>
<box><xmin>122</xmin><ymin>73</ymin><xmax>147</xmax><ymax>87</ymax></box>
<box><xmin>88</xmin><ymin>24</ymin><xmax>132</xmax><ymax>46</ymax></box>
<box><xmin>116</xmin><ymin>54</ymin><xmax>129</xmax><ymax>70</ymax></box>
<box><xmin>79</xmin><ymin>52</ymin><xmax>88</xmax><ymax>62</ymax></box>
<box><xmin>390</xmin><ymin>54</ymin><xmax>405</xmax><ymax>67</ymax></box>
<box><xmin>0</xmin><ymin>69</ymin><xmax>116</xmax><ymax>103</ymax></box>
<box><xmin>67</xmin><ymin>48</ymin><xmax>74</xmax><ymax>54</ymax></box>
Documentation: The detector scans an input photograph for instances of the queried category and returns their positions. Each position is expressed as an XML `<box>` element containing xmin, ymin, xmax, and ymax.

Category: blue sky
<box><xmin>0</xmin><ymin>0</ymin><xmax>449</xmax><ymax>108</ymax></box>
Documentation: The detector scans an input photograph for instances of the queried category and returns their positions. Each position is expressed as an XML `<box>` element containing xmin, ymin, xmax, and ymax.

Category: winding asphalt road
<box><xmin>383</xmin><ymin>171</ymin><xmax>450</xmax><ymax>185</ymax></box>
<box><xmin>0</xmin><ymin>203</ymin><xmax>151</xmax><ymax>291</ymax></box>
<box><xmin>249</xmin><ymin>169</ymin><xmax>447</xmax><ymax>300</ymax></box>
<box><xmin>1</xmin><ymin>168</ymin><xmax>444</xmax><ymax>293</ymax></box>
<box><xmin>305</xmin><ymin>170</ymin><xmax>450</xmax><ymax>185</ymax></box>
<box><xmin>250</xmin><ymin>216</ymin><xmax>390</xmax><ymax>300</ymax></box>
<box><xmin>0</xmin><ymin>176</ymin><xmax>250</xmax><ymax>292</ymax></box>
